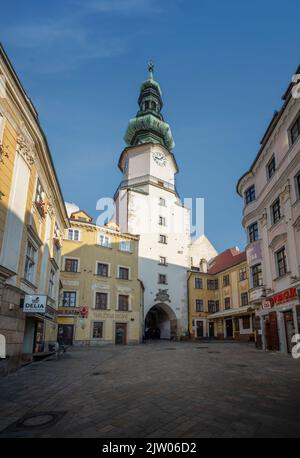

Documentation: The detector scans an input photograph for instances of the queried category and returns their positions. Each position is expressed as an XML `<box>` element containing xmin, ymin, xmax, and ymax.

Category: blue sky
<box><xmin>1</xmin><ymin>0</ymin><xmax>300</xmax><ymax>252</ymax></box>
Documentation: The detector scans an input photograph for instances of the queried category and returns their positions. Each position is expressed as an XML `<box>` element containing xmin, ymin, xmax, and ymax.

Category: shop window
<box><xmin>92</xmin><ymin>322</ymin><xmax>104</xmax><ymax>339</ymax></box>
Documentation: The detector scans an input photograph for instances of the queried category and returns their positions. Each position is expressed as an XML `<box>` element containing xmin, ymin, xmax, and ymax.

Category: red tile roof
<box><xmin>207</xmin><ymin>248</ymin><xmax>246</xmax><ymax>275</ymax></box>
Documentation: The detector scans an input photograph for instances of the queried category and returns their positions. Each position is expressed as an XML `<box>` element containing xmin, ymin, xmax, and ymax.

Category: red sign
<box><xmin>79</xmin><ymin>306</ymin><xmax>89</xmax><ymax>318</ymax></box>
<box><xmin>269</xmin><ymin>288</ymin><xmax>297</xmax><ymax>307</ymax></box>
<box><xmin>262</xmin><ymin>300</ymin><xmax>272</xmax><ymax>310</ymax></box>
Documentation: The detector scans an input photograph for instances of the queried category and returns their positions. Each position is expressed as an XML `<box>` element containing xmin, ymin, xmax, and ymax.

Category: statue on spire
<box><xmin>148</xmin><ymin>60</ymin><xmax>154</xmax><ymax>80</ymax></box>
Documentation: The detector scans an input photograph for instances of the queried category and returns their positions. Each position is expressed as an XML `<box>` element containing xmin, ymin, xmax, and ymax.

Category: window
<box><xmin>118</xmin><ymin>295</ymin><xmax>129</xmax><ymax>311</ymax></box>
<box><xmin>63</xmin><ymin>291</ymin><xmax>76</xmax><ymax>307</ymax></box>
<box><xmin>271</xmin><ymin>198</ymin><xmax>281</xmax><ymax>225</ymax></box>
<box><xmin>195</xmin><ymin>277</ymin><xmax>203</xmax><ymax>289</ymax></box>
<box><xmin>159</xmin><ymin>234</ymin><xmax>167</xmax><ymax>244</ymax></box>
<box><xmin>215</xmin><ymin>300</ymin><xmax>220</xmax><ymax>313</ymax></box>
<box><xmin>99</xmin><ymin>235</ymin><xmax>110</xmax><ymax>248</ymax></box>
<box><xmin>207</xmin><ymin>279</ymin><xmax>218</xmax><ymax>290</ymax></box>
<box><xmin>158</xmin><ymin>274</ymin><xmax>167</xmax><ymax>284</ymax></box>
<box><xmin>119</xmin><ymin>240</ymin><xmax>131</xmax><ymax>252</ymax></box>
<box><xmin>97</xmin><ymin>262</ymin><xmax>109</xmax><ymax>277</ymax></box>
<box><xmin>276</xmin><ymin>247</ymin><xmax>287</xmax><ymax>277</ymax></box>
<box><xmin>196</xmin><ymin>299</ymin><xmax>204</xmax><ymax>312</ymax></box>
<box><xmin>291</xmin><ymin>114</ymin><xmax>300</xmax><ymax>145</ymax></box>
<box><xmin>24</xmin><ymin>241</ymin><xmax>37</xmax><ymax>283</ymax></box>
<box><xmin>119</xmin><ymin>266</ymin><xmax>129</xmax><ymax>280</ymax></box>
<box><xmin>159</xmin><ymin>197</ymin><xmax>166</xmax><ymax>206</ymax></box>
<box><xmin>242</xmin><ymin>315</ymin><xmax>251</xmax><ymax>330</ymax></box>
<box><xmin>267</xmin><ymin>155</ymin><xmax>276</xmax><ymax>180</ymax></box>
<box><xmin>159</xmin><ymin>256</ymin><xmax>167</xmax><ymax>266</ymax></box>
<box><xmin>224</xmin><ymin>297</ymin><xmax>231</xmax><ymax>310</ymax></box>
<box><xmin>241</xmin><ymin>292</ymin><xmax>249</xmax><ymax>307</ymax></box>
<box><xmin>95</xmin><ymin>292</ymin><xmax>108</xmax><ymax>310</ymax></box>
<box><xmin>92</xmin><ymin>322</ymin><xmax>103</xmax><ymax>339</ymax></box>
<box><xmin>223</xmin><ymin>275</ymin><xmax>230</xmax><ymax>287</ymax></box>
<box><xmin>245</xmin><ymin>185</ymin><xmax>256</xmax><ymax>205</ymax></box>
<box><xmin>248</xmin><ymin>222</ymin><xmax>259</xmax><ymax>243</ymax></box>
<box><xmin>208</xmin><ymin>301</ymin><xmax>218</xmax><ymax>313</ymax></box>
<box><xmin>68</xmin><ymin>229</ymin><xmax>80</xmax><ymax>241</ymax></box>
<box><xmin>295</xmin><ymin>171</ymin><xmax>300</xmax><ymax>200</ymax></box>
<box><xmin>48</xmin><ymin>269</ymin><xmax>55</xmax><ymax>297</ymax></box>
<box><xmin>65</xmin><ymin>258</ymin><xmax>79</xmax><ymax>273</ymax></box>
<box><xmin>159</xmin><ymin>216</ymin><xmax>166</xmax><ymax>226</ymax></box>
<box><xmin>239</xmin><ymin>267</ymin><xmax>247</xmax><ymax>281</ymax></box>
<box><xmin>251</xmin><ymin>264</ymin><xmax>263</xmax><ymax>288</ymax></box>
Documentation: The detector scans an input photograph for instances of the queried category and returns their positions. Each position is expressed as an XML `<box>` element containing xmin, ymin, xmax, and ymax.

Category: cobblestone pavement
<box><xmin>0</xmin><ymin>341</ymin><xmax>300</xmax><ymax>438</ymax></box>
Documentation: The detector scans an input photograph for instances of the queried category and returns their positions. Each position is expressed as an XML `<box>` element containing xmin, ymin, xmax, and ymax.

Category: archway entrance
<box><xmin>145</xmin><ymin>303</ymin><xmax>177</xmax><ymax>340</ymax></box>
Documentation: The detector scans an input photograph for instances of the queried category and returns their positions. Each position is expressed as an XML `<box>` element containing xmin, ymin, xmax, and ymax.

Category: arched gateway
<box><xmin>145</xmin><ymin>303</ymin><xmax>178</xmax><ymax>340</ymax></box>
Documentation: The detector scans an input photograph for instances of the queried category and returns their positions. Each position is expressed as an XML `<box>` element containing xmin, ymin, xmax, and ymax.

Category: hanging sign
<box><xmin>23</xmin><ymin>295</ymin><xmax>47</xmax><ymax>313</ymax></box>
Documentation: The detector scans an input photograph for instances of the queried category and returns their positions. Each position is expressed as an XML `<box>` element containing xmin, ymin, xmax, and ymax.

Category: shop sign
<box><xmin>45</xmin><ymin>305</ymin><xmax>57</xmax><ymax>321</ymax></box>
<box><xmin>23</xmin><ymin>295</ymin><xmax>47</xmax><ymax>313</ymax></box>
<box><xmin>269</xmin><ymin>288</ymin><xmax>297</xmax><ymax>307</ymax></box>
<box><xmin>247</xmin><ymin>241</ymin><xmax>262</xmax><ymax>266</ymax></box>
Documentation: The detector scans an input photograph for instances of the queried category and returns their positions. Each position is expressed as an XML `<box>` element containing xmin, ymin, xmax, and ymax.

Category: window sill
<box><xmin>63</xmin><ymin>270</ymin><xmax>80</xmax><ymax>274</ymax></box>
<box><xmin>118</xmin><ymin>250</ymin><xmax>133</xmax><ymax>254</ymax></box>
<box><xmin>117</xmin><ymin>278</ymin><xmax>131</xmax><ymax>281</ymax></box>
<box><xmin>269</xmin><ymin>216</ymin><xmax>285</xmax><ymax>231</ymax></box>
<box><xmin>273</xmin><ymin>271</ymin><xmax>291</xmax><ymax>281</ymax></box>
<box><xmin>98</xmin><ymin>245</ymin><xmax>112</xmax><ymax>249</ymax></box>
<box><xmin>94</xmin><ymin>274</ymin><xmax>111</xmax><ymax>278</ymax></box>
<box><xmin>21</xmin><ymin>278</ymin><xmax>37</xmax><ymax>290</ymax></box>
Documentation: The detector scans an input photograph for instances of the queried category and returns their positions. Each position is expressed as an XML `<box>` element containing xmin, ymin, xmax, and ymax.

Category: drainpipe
<box><xmin>187</xmin><ymin>271</ymin><xmax>192</xmax><ymax>340</ymax></box>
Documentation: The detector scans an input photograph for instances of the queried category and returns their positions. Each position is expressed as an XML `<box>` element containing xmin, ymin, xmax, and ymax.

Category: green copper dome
<box><xmin>124</xmin><ymin>62</ymin><xmax>175</xmax><ymax>150</ymax></box>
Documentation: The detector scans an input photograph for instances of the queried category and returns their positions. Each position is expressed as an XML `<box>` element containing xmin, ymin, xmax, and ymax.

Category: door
<box><xmin>196</xmin><ymin>321</ymin><xmax>204</xmax><ymax>338</ymax></box>
<box><xmin>226</xmin><ymin>319</ymin><xmax>233</xmax><ymax>338</ymax></box>
<box><xmin>33</xmin><ymin>320</ymin><xmax>44</xmax><ymax>353</ymax></box>
<box><xmin>58</xmin><ymin>325</ymin><xmax>74</xmax><ymax>346</ymax></box>
<box><xmin>265</xmin><ymin>311</ymin><xmax>280</xmax><ymax>351</ymax></box>
<box><xmin>283</xmin><ymin>311</ymin><xmax>295</xmax><ymax>353</ymax></box>
<box><xmin>209</xmin><ymin>322</ymin><xmax>215</xmax><ymax>338</ymax></box>
<box><xmin>115</xmin><ymin>323</ymin><xmax>127</xmax><ymax>345</ymax></box>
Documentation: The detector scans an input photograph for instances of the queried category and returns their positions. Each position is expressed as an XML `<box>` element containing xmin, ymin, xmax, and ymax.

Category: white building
<box><xmin>115</xmin><ymin>64</ymin><xmax>216</xmax><ymax>339</ymax></box>
<box><xmin>237</xmin><ymin>64</ymin><xmax>300</xmax><ymax>354</ymax></box>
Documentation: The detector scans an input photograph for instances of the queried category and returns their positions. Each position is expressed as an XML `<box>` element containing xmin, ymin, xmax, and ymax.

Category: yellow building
<box><xmin>188</xmin><ymin>248</ymin><xmax>255</xmax><ymax>341</ymax></box>
<box><xmin>58</xmin><ymin>209</ymin><xmax>142</xmax><ymax>345</ymax></box>
<box><xmin>0</xmin><ymin>45</ymin><xmax>69</xmax><ymax>372</ymax></box>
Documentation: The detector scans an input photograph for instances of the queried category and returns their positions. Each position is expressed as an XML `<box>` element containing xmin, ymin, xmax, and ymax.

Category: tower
<box><xmin>115</xmin><ymin>64</ymin><xmax>191</xmax><ymax>339</ymax></box>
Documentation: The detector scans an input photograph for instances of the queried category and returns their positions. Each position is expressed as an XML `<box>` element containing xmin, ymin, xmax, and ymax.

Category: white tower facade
<box><xmin>115</xmin><ymin>65</ymin><xmax>191</xmax><ymax>338</ymax></box>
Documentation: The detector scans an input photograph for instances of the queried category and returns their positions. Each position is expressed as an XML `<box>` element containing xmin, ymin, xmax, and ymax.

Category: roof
<box><xmin>207</xmin><ymin>248</ymin><xmax>246</xmax><ymax>274</ymax></box>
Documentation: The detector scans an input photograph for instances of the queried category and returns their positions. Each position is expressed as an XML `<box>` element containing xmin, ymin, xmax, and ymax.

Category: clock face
<box><xmin>153</xmin><ymin>151</ymin><xmax>167</xmax><ymax>167</ymax></box>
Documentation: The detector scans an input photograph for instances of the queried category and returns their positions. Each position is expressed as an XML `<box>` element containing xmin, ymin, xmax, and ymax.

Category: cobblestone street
<box><xmin>1</xmin><ymin>341</ymin><xmax>300</xmax><ymax>438</ymax></box>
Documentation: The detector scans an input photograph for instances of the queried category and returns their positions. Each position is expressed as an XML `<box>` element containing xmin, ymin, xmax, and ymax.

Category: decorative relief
<box><xmin>154</xmin><ymin>289</ymin><xmax>171</xmax><ymax>303</ymax></box>
<box><xmin>16</xmin><ymin>134</ymin><xmax>35</xmax><ymax>167</ymax></box>
<box><xmin>280</xmin><ymin>181</ymin><xmax>291</xmax><ymax>203</ymax></box>
<box><xmin>259</xmin><ymin>210</ymin><xmax>268</xmax><ymax>227</ymax></box>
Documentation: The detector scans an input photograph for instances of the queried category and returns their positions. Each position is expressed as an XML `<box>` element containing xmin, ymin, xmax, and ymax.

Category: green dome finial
<box><xmin>124</xmin><ymin>65</ymin><xmax>175</xmax><ymax>151</ymax></box>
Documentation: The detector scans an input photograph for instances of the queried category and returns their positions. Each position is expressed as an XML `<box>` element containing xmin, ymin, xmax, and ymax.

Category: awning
<box><xmin>208</xmin><ymin>306</ymin><xmax>256</xmax><ymax>320</ymax></box>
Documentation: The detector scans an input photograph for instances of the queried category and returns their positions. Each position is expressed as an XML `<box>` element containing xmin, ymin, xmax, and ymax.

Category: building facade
<box><xmin>0</xmin><ymin>45</ymin><xmax>69</xmax><ymax>373</ymax></box>
<box><xmin>115</xmin><ymin>64</ymin><xmax>192</xmax><ymax>339</ymax></box>
<box><xmin>188</xmin><ymin>248</ymin><xmax>254</xmax><ymax>341</ymax></box>
<box><xmin>58</xmin><ymin>209</ymin><xmax>142</xmax><ymax>345</ymax></box>
<box><xmin>237</xmin><ymin>65</ymin><xmax>300</xmax><ymax>354</ymax></box>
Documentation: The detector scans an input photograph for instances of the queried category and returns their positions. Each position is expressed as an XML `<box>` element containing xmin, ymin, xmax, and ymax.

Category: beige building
<box><xmin>0</xmin><ymin>45</ymin><xmax>69</xmax><ymax>373</ymax></box>
<box><xmin>188</xmin><ymin>248</ymin><xmax>254</xmax><ymax>341</ymax></box>
<box><xmin>58</xmin><ymin>208</ymin><xmax>142</xmax><ymax>345</ymax></box>
<box><xmin>237</xmin><ymin>64</ymin><xmax>300</xmax><ymax>354</ymax></box>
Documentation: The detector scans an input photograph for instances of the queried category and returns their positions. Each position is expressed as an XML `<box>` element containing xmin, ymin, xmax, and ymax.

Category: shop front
<box><xmin>22</xmin><ymin>294</ymin><xmax>58</xmax><ymax>357</ymax></box>
<box><xmin>207</xmin><ymin>306</ymin><xmax>255</xmax><ymax>341</ymax></box>
<box><xmin>257</xmin><ymin>286</ymin><xmax>300</xmax><ymax>354</ymax></box>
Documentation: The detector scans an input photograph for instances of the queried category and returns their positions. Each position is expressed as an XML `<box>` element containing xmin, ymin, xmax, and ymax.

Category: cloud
<box><xmin>76</xmin><ymin>0</ymin><xmax>163</xmax><ymax>15</ymax></box>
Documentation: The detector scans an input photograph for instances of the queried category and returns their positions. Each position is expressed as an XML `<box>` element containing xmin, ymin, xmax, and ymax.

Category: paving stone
<box><xmin>0</xmin><ymin>341</ymin><xmax>300</xmax><ymax>437</ymax></box>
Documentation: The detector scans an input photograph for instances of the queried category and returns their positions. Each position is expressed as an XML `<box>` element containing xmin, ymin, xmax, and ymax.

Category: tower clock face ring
<box><xmin>153</xmin><ymin>151</ymin><xmax>167</xmax><ymax>167</ymax></box>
